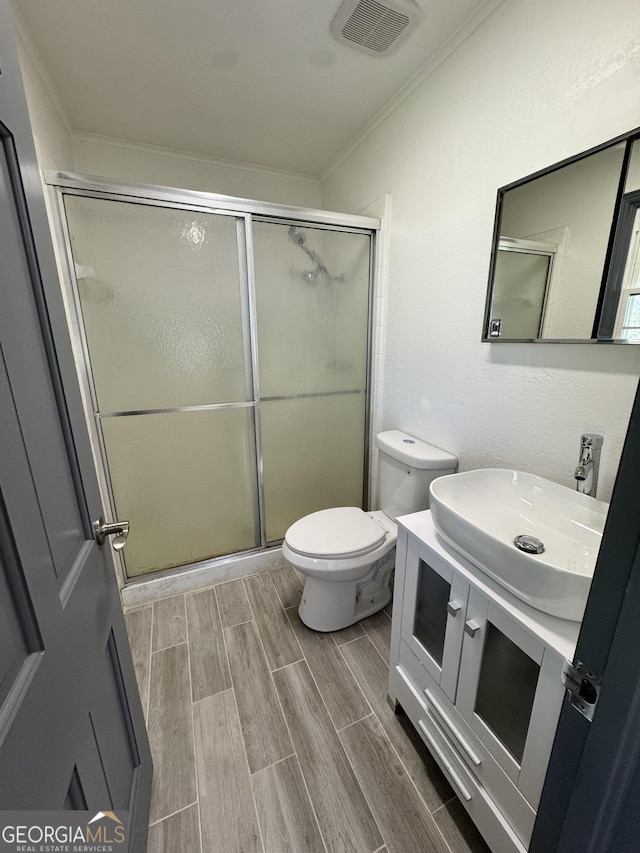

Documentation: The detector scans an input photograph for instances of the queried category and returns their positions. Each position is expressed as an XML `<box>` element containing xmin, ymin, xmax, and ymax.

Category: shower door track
<box><xmin>44</xmin><ymin>171</ymin><xmax>380</xmax><ymax>589</ymax></box>
<box><xmin>44</xmin><ymin>171</ymin><xmax>380</xmax><ymax>230</ymax></box>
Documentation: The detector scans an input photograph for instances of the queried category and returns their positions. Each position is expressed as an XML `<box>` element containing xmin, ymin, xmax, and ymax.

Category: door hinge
<box><xmin>562</xmin><ymin>659</ymin><xmax>600</xmax><ymax>722</ymax></box>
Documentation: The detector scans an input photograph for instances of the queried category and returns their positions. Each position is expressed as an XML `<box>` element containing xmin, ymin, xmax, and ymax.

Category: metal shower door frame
<box><xmin>44</xmin><ymin>171</ymin><xmax>379</xmax><ymax>587</ymax></box>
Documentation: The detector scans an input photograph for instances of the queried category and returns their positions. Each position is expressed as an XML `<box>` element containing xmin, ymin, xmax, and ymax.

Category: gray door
<box><xmin>531</xmin><ymin>376</ymin><xmax>640</xmax><ymax>851</ymax></box>
<box><xmin>0</xmin><ymin>5</ymin><xmax>151</xmax><ymax>849</ymax></box>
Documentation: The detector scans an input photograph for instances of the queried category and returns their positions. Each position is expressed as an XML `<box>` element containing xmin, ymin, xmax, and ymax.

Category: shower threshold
<box><xmin>120</xmin><ymin>544</ymin><xmax>288</xmax><ymax>609</ymax></box>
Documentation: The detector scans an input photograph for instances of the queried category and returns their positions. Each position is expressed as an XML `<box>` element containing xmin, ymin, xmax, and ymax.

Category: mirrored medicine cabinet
<box><xmin>482</xmin><ymin>127</ymin><xmax>640</xmax><ymax>343</ymax></box>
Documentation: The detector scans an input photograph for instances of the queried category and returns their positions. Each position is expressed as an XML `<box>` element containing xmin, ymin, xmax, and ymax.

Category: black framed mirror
<box><xmin>482</xmin><ymin>127</ymin><xmax>640</xmax><ymax>343</ymax></box>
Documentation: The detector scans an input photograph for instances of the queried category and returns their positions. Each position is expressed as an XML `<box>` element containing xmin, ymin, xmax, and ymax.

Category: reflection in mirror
<box><xmin>483</xmin><ymin>135</ymin><xmax>634</xmax><ymax>342</ymax></box>
<box><xmin>611</xmin><ymin>200</ymin><xmax>640</xmax><ymax>340</ymax></box>
<box><xmin>490</xmin><ymin>238</ymin><xmax>554</xmax><ymax>338</ymax></box>
<box><xmin>599</xmin><ymin>141</ymin><xmax>640</xmax><ymax>340</ymax></box>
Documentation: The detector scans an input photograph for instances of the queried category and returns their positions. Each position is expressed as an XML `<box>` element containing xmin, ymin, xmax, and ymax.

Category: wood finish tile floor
<box><xmin>125</xmin><ymin>565</ymin><xmax>491</xmax><ymax>853</ymax></box>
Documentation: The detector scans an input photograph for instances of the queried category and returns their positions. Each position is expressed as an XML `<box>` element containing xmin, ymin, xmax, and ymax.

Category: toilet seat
<box><xmin>284</xmin><ymin>507</ymin><xmax>387</xmax><ymax>559</ymax></box>
<box><xmin>283</xmin><ymin>430</ymin><xmax>457</xmax><ymax>632</ymax></box>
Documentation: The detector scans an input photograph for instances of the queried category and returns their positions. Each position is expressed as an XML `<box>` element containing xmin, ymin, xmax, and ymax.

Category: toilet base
<box><xmin>298</xmin><ymin>550</ymin><xmax>394</xmax><ymax>632</ymax></box>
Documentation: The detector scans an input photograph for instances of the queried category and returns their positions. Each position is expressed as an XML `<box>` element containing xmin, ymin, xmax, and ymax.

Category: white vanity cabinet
<box><xmin>389</xmin><ymin>511</ymin><xmax>579</xmax><ymax>853</ymax></box>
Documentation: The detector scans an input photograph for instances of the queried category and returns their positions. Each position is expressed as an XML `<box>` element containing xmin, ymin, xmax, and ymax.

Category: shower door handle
<box><xmin>94</xmin><ymin>516</ymin><xmax>130</xmax><ymax>551</ymax></box>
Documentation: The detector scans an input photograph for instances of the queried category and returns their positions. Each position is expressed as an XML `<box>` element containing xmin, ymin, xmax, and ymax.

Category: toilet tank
<box><xmin>376</xmin><ymin>430</ymin><xmax>457</xmax><ymax>520</ymax></box>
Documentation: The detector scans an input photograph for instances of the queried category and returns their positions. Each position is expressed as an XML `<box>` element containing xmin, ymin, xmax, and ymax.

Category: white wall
<box><xmin>322</xmin><ymin>0</ymin><xmax>640</xmax><ymax>502</ymax></box>
<box><xmin>71</xmin><ymin>134</ymin><xmax>322</xmax><ymax>209</ymax></box>
<box><xmin>11</xmin><ymin>11</ymin><xmax>73</xmax><ymax>171</ymax></box>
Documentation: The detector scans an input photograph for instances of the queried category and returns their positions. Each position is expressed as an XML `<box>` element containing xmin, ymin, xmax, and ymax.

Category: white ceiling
<box><xmin>15</xmin><ymin>0</ymin><xmax>490</xmax><ymax>176</ymax></box>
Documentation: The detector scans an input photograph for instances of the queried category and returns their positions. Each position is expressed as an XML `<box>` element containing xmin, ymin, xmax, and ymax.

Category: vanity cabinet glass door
<box><xmin>455</xmin><ymin>589</ymin><xmax>565</xmax><ymax>806</ymax></box>
<box><xmin>390</xmin><ymin>524</ymin><xmax>576</xmax><ymax>852</ymax></box>
<box><xmin>401</xmin><ymin>537</ymin><xmax>470</xmax><ymax>702</ymax></box>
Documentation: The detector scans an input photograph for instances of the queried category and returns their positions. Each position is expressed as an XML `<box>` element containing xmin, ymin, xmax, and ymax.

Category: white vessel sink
<box><xmin>429</xmin><ymin>469</ymin><xmax>609</xmax><ymax>621</ymax></box>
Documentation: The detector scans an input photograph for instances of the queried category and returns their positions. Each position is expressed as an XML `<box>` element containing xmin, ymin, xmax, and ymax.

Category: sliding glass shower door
<box><xmin>59</xmin><ymin>188</ymin><xmax>373</xmax><ymax>579</ymax></box>
<box><xmin>252</xmin><ymin>223</ymin><xmax>371</xmax><ymax>540</ymax></box>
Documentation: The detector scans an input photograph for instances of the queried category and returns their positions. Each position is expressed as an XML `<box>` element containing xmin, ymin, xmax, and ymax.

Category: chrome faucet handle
<box><xmin>575</xmin><ymin>434</ymin><xmax>603</xmax><ymax>497</ymax></box>
<box><xmin>581</xmin><ymin>433</ymin><xmax>603</xmax><ymax>448</ymax></box>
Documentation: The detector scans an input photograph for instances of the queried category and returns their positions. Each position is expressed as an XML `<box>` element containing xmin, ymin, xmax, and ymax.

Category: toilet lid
<box><xmin>285</xmin><ymin>507</ymin><xmax>387</xmax><ymax>559</ymax></box>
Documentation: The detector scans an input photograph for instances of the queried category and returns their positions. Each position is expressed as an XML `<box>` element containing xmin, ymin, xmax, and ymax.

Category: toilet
<box><xmin>282</xmin><ymin>430</ymin><xmax>457</xmax><ymax>632</ymax></box>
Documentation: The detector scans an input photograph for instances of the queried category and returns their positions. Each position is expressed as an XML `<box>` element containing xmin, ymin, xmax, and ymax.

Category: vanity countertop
<box><xmin>397</xmin><ymin>509</ymin><xmax>580</xmax><ymax>661</ymax></box>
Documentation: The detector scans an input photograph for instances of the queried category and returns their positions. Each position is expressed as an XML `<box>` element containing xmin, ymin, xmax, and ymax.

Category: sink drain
<box><xmin>514</xmin><ymin>534</ymin><xmax>545</xmax><ymax>554</ymax></box>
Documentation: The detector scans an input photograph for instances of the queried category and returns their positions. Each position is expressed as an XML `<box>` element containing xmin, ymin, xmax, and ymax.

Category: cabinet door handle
<box><xmin>447</xmin><ymin>600</ymin><xmax>462</xmax><ymax>617</ymax></box>
<box><xmin>424</xmin><ymin>690</ymin><xmax>482</xmax><ymax>766</ymax></box>
<box><xmin>464</xmin><ymin>619</ymin><xmax>481</xmax><ymax>638</ymax></box>
<box><xmin>417</xmin><ymin>719</ymin><xmax>473</xmax><ymax>802</ymax></box>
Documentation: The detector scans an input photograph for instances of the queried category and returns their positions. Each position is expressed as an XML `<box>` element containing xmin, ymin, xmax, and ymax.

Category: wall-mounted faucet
<box><xmin>574</xmin><ymin>434</ymin><xmax>603</xmax><ymax>498</ymax></box>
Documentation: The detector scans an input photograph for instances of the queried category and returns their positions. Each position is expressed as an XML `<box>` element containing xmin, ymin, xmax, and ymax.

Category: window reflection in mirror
<box><xmin>614</xmin><ymin>210</ymin><xmax>640</xmax><ymax>340</ymax></box>
<box><xmin>599</xmin><ymin>141</ymin><xmax>640</xmax><ymax>341</ymax></box>
<box><xmin>482</xmin><ymin>131</ymin><xmax>640</xmax><ymax>342</ymax></box>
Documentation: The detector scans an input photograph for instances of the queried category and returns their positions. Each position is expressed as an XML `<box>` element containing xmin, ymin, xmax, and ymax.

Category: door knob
<box><xmin>94</xmin><ymin>516</ymin><xmax>130</xmax><ymax>551</ymax></box>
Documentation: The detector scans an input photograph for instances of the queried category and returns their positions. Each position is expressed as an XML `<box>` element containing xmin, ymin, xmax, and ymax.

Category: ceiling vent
<box><xmin>331</xmin><ymin>0</ymin><xmax>422</xmax><ymax>56</ymax></box>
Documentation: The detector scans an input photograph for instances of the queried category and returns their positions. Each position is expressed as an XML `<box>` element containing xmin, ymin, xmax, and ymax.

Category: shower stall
<box><xmin>46</xmin><ymin>174</ymin><xmax>378</xmax><ymax>583</ymax></box>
